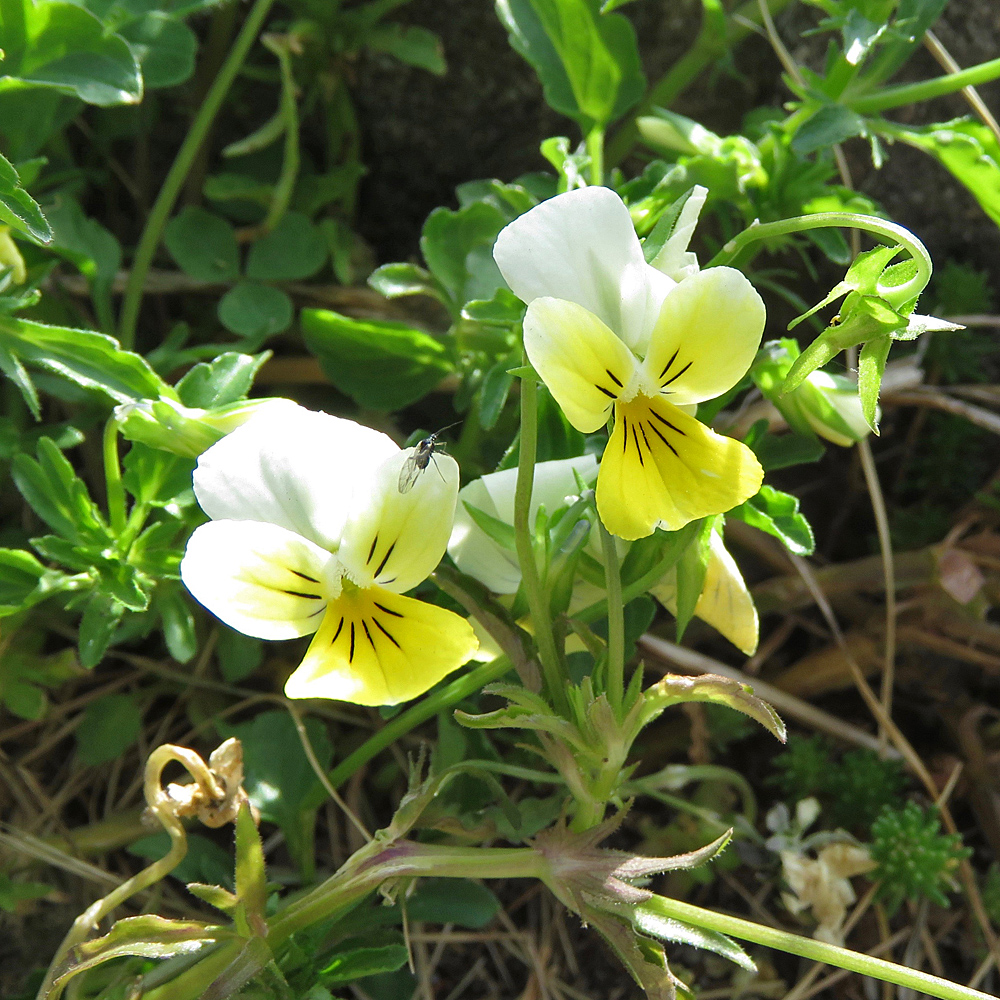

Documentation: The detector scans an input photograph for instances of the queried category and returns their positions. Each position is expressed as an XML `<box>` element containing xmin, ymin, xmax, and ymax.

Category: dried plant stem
<box><xmin>856</xmin><ymin>437</ymin><xmax>897</xmax><ymax>749</ymax></box>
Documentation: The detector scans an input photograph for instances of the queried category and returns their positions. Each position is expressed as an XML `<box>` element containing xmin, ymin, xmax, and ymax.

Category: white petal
<box><xmin>192</xmin><ymin>403</ymin><xmax>398</xmax><ymax>551</ymax></box>
<box><xmin>181</xmin><ymin>520</ymin><xmax>340</xmax><ymax>640</ymax></box>
<box><xmin>338</xmin><ymin>448</ymin><xmax>459</xmax><ymax>593</ymax></box>
<box><xmin>493</xmin><ymin>187</ymin><xmax>674</xmax><ymax>353</ymax></box>
<box><xmin>449</xmin><ymin>455</ymin><xmax>598</xmax><ymax>594</ymax></box>
<box><xmin>648</xmin><ymin>185</ymin><xmax>708</xmax><ymax>281</ymax></box>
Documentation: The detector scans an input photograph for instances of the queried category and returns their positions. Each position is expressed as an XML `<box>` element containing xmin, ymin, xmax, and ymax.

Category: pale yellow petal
<box><xmin>641</xmin><ymin>267</ymin><xmax>765</xmax><ymax>405</ymax></box>
<box><xmin>651</xmin><ymin>530</ymin><xmax>758</xmax><ymax>654</ymax></box>
<box><xmin>284</xmin><ymin>587</ymin><xmax>479</xmax><ymax>706</ymax></box>
<box><xmin>523</xmin><ymin>297</ymin><xmax>638</xmax><ymax>433</ymax></box>
<box><xmin>339</xmin><ymin>450</ymin><xmax>459</xmax><ymax>593</ymax></box>
<box><xmin>596</xmin><ymin>395</ymin><xmax>763</xmax><ymax>539</ymax></box>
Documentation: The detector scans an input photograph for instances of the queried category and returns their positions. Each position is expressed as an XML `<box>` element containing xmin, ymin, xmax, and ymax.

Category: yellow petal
<box><xmin>640</xmin><ymin>267</ymin><xmax>765</xmax><ymax>406</ymax></box>
<box><xmin>523</xmin><ymin>297</ymin><xmax>638</xmax><ymax>433</ymax></box>
<box><xmin>651</xmin><ymin>530</ymin><xmax>758</xmax><ymax>654</ymax></box>
<box><xmin>284</xmin><ymin>587</ymin><xmax>479</xmax><ymax>706</ymax></box>
<box><xmin>596</xmin><ymin>395</ymin><xmax>763</xmax><ymax>539</ymax></box>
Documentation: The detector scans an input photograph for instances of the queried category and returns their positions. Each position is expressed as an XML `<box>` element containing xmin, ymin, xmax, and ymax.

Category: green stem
<box><xmin>648</xmin><ymin>895</ymin><xmax>995</xmax><ymax>1000</ymax></box>
<box><xmin>849</xmin><ymin>56</ymin><xmax>1000</xmax><ymax>115</ymax></box>
<box><xmin>586</xmin><ymin>125</ymin><xmax>604</xmax><ymax>186</ymax></box>
<box><xmin>606</xmin><ymin>0</ymin><xmax>795</xmax><ymax>167</ymax></box>
<box><xmin>597</xmin><ymin>518</ymin><xmax>625</xmax><ymax>717</ymax></box>
<box><xmin>513</xmin><ymin>368</ymin><xmax>567</xmax><ymax>712</ymax></box>
<box><xmin>707</xmin><ymin>212</ymin><xmax>932</xmax><ymax>309</ymax></box>
<box><xmin>261</xmin><ymin>36</ymin><xmax>300</xmax><ymax>232</ymax></box>
<box><xmin>117</xmin><ymin>0</ymin><xmax>277</xmax><ymax>349</ymax></box>
<box><xmin>103</xmin><ymin>419</ymin><xmax>126</xmax><ymax>535</ymax></box>
<box><xmin>302</xmin><ymin>656</ymin><xmax>513</xmax><ymax>810</ymax></box>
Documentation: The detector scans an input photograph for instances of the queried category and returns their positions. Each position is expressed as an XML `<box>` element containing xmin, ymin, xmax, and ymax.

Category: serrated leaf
<box><xmin>632</xmin><ymin>897</ymin><xmax>756</xmax><ymax>971</ymax></box>
<box><xmin>78</xmin><ymin>589</ymin><xmax>126</xmax><ymax>668</ymax></box>
<box><xmin>641</xmin><ymin>672</ymin><xmax>785</xmax><ymax>742</ymax></box>
<box><xmin>0</xmin><ymin>313</ymin><xmax>172</xmax><ymax>404</ymax></box>
<box><xmin>0</xmin><ymin>150</ymin><xmax>51</xmax><ymax>241</ymax></box>
<box><xmin>858</xmin><ymin>335</ymin><xmax>891</xmax><ymax>431</ymax></box>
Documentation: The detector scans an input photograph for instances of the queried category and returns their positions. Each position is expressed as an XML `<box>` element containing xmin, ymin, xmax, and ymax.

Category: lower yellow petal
<box><xmin>596</xmin><ymin>396</ymin><xmax>763</xmax><ymax>540</ymax></box>
<box><xmin>284</xmin><ymin>587</ymin><xmax>479</xmax><ymax>706</ymax></box>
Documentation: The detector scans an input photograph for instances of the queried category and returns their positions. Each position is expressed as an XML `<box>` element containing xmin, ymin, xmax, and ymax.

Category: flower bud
<box><xmin>116</xmin><ymin>396</ymin><xmax>299</xmax><ymax>458</ymax></box>
<box><xmin>0</xmin><ymin>225</ymin><xmax>27</xmax><ymax>284</ymax></box>
<box><xmin>752</xmin><ymin>339</ymin><xmax>875</xmax><ymax>447</ymax></box>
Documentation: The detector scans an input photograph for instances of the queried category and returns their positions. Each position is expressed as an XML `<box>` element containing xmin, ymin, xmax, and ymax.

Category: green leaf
<box><xmin>0</xmin><ymin>873</ymin><xmax>52</xmax><ymax>912</ymax></box>
<box><xmin>496</xmin><ymin>0</ymin><xmax>644</xmax><ymax>129</ymax></box>
<box><xmin>461</xmin><ymin>500</ymin><xmax>518</xmax><ymax>553</ymax></box>
<box><xmin>0</xmin><ymin>548</ymin><xmax>46</xmax><ymax>614</ymax></box>
<box><xmin>164</xmin><ymin>207</ymin><xmax>240</xmax><ymax>282</ymax></box>
<box><xmin>732</xmin><ymin>485</ymin><xmax>815</xmax><ymax>557</ymax></box>
<box><xmin>77</xmin><ymin>692</ymin><xmax>143</xmax><ymax>764</ymax></box>
<box><xmin>221</xmin><ymin>711</ymin><xmax>332</xmax><ymax>864</ymax></box>
<box><xmin>321</xmin><ymin>940</ymin><xmax>410</xmax><ymax>985</ymax></box>
<box><xmin>366</xmin><ymin>24</ymin><xmax>446</xmax><ymax>75</ymax></box>
<box><xmin>177</xmin><ymin>351</ymin><xmax>269</xmax><ymax>407</ymax></box>
<box><xmin>245</xmin><ymin>211</ymin><xmax>327</xmax><ymax>281</ymax></box>
<box><xmin>0</xmin><ymin>150</ymin><xmax>51</xmax><ymax>241</ymax></box>
<box><xmin>0</xmin><ymin>313</ymin><xmax>172</xmax><ymax>404</ymax></box>
<box><xmin>890</xmin><ymin>118</ymin><xmax>1000</xmax><ymax>227</ymax></box>
<box><xmin>641</xmin><ymin>672</ymin><xmax>785</xmax><ymax>742</ymax></box>
<box><xmin>218</xmin><ymin>281</ymin><xmax>293</xmax><ymax>343</ymax></box>
<box><xmin>407</xmin><ymin>879</ymin><xmax>502</xmax><ymax>928</ymax></box>
<box><xmin>12</xmin><ymin>438</ymin><xmax>108</xmax><ymax>543</ymax></box>
<box><xmin>673</xmin><ymin>518</ymin><xmax>712</xmax><ymax>641</ymax></box>
<box><xmin>217</xmin><ymin>626</ymin><xmax>263</xmax><ymax>684</ymax></box>
<box><xmin>461</xmin><ymin>288</ymin><xmax>526</xmax><ymax>327</ymax></box>
<box><xmin>157</xmin><ymin>585</ymin><xmax>197</xmax><ymax>663</ymax></box>
<box><xmin>0</xmin><ymin>0</ymin><xmax>142</xmax><ymax>106</ymax></box>
<box><xmin>858</xmin><ymin>334</ymin><xmax>891</xmax><ymax>431</ymax></box>
<box><xmin>301</xmin><ymin>309</ymin><xmax>453</xmax><ymax>411</ymax></box>
<box><xmin>368</xmin><ymin>262</ymin><xmax>446</xmax><ymax>303</ymax></box>
<box><xmin>122</xmin><ymin>443</ymin><xmax>195</xmax><ymax>506</ymax></box>
<box><xmin>129</xmin><ymin>832</ymin><xmax>234</xmax><ymax>888</ymax></box>
<box><xmin>791</xmin><ymin>105</ymin><xmax>868</xmax><ymax>156</ymax></box>
<box><xmin>235</xmin><ymin>801</ymin><xmax>267</xmax><ymax>922</ymax></box>
<box><xmin>78</xmin><ymin>589</ymin><xmax>126</xmax><ymax>668</ymax></box>
<box><xmin>119</xmin><ymin>12</ymin><xmax>197</xmax><ymax>89</ymax></box>
<box><xmin>419</xmin><ymin>201</ymin><xmax>508</xmax><ymax>308</ymax></box>
<box><xmin>632</xmin><ymin>897</ymin><xmax>756</xmax><ymax>971</ymax></box>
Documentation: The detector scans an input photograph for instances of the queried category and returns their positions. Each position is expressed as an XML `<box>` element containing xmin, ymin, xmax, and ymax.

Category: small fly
<box><xmin>397</xmin><ymin>423</ymin><xmax>458</xmax><ymax>494</ymax></box>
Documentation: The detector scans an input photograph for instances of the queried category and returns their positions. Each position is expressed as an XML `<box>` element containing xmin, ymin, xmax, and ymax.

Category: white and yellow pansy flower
<box><xmin>180</xmin><ymin>403</ymin><xmax>478</xmax><ymax>706</ymax></box>
<box><xmin>449</xmin><ymin>458</ymin><xmax>757</xmax><ymax>654</ymax></box>
<box><xmin>494</xmin><ymin>186</ymin><xmax>766</xmax><ymax>541</ymax></box>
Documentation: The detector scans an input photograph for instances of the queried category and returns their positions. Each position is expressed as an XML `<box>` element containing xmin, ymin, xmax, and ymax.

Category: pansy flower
<box><xmin>494</xmin><ymin>186</ymin><xmax>766</xmax><ymax>541</ymax></box>
<box><xmin>180</xmin><ymin>403</ymin><xmax>478</xmax><ymax>705</ymax></box>
<box><xmin>449</xmin><ymin>459</ymin><xmax>757</xmax><ymax>655</ymax></box>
